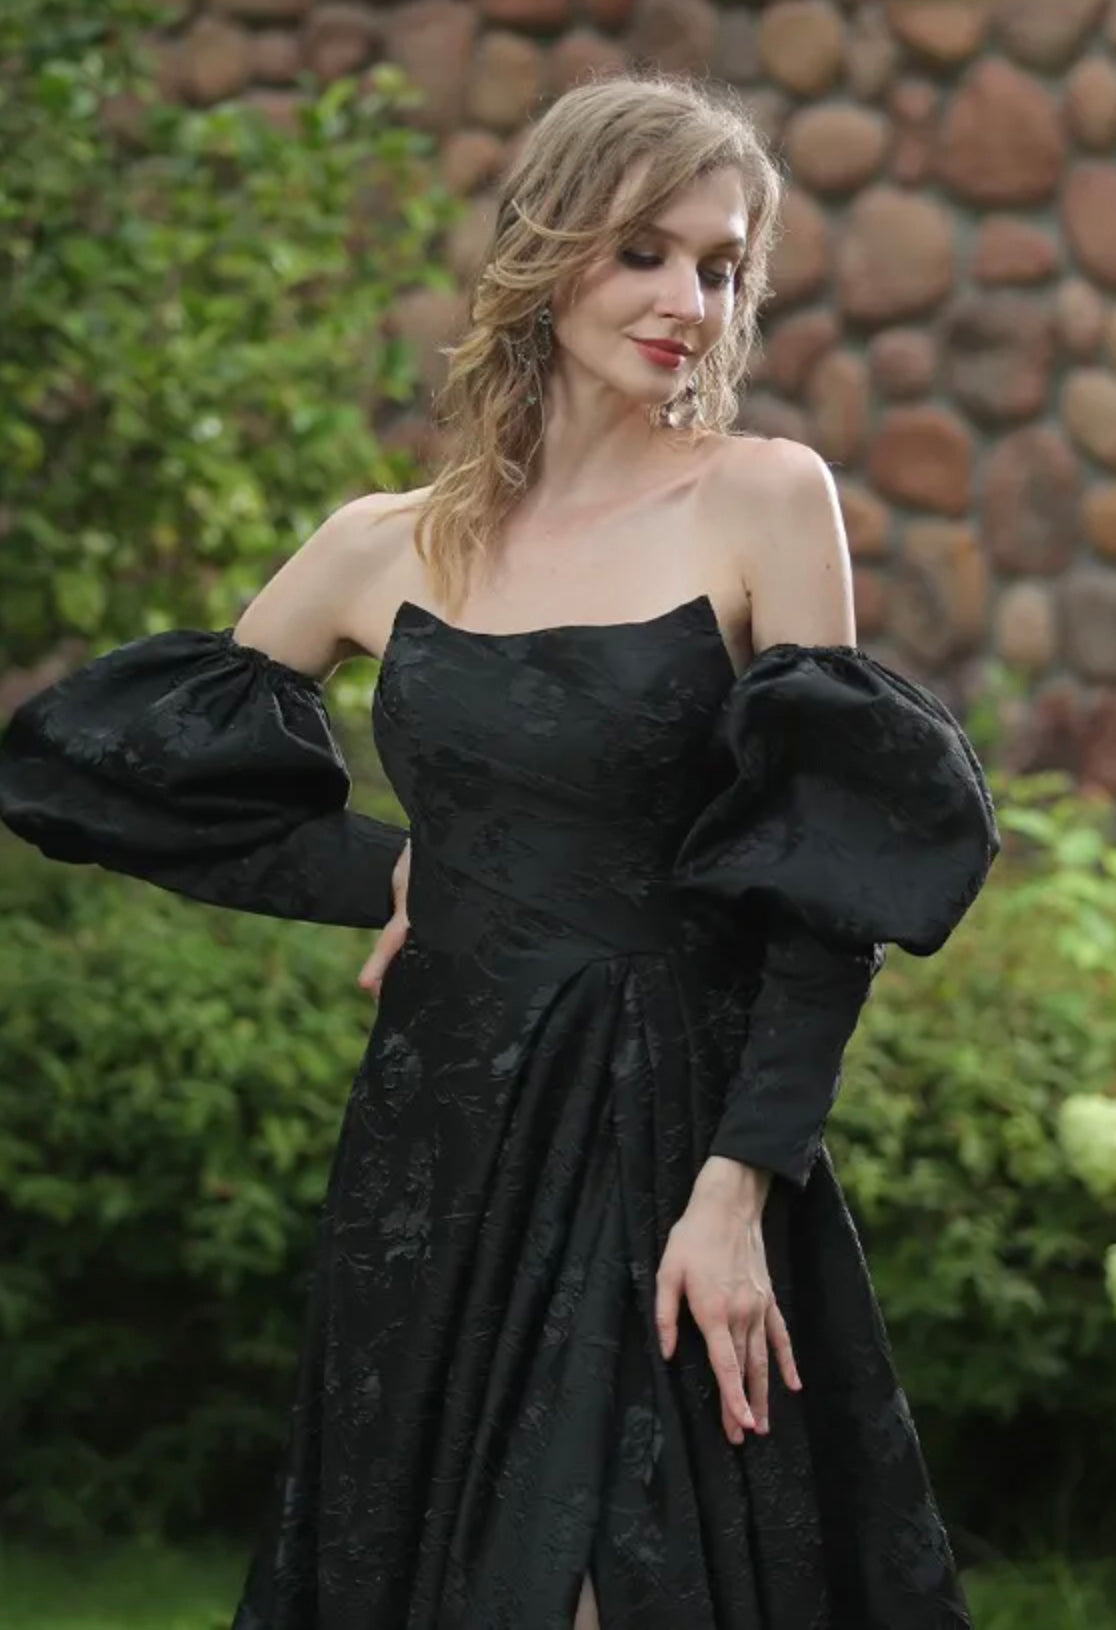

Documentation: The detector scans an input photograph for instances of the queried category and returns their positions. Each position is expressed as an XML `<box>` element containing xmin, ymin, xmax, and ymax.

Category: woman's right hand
<box><xmin>358</xmin><ymin>839</ymin><xmax>411</xmax><ymax>996</ymax></box>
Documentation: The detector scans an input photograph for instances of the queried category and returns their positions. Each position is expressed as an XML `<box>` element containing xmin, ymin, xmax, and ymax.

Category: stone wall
<box><xmin>154</xmin><ymin>0</ymin><xmax>1116</xmax><ymax>787</ymax></box>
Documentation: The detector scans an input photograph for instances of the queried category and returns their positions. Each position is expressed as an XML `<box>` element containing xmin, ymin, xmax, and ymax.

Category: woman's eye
<box><xmin>618</xmin><ymin>248</ymin><xmax>734</xmax><ymax>289</ymax></box>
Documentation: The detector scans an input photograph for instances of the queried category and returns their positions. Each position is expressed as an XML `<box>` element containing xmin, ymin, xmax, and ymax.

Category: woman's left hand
<box><xmin>358</xmin><ymin>839</ymin><xmax>411</xmax><ymax>996</ymax></box>
<box><xmin>654</xmin><ymin>1157</ymin><xmax>802</xmax><ymax>1445</ymax></box>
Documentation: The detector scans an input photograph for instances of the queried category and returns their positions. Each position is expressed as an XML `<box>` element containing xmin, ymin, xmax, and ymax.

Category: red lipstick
<box><xmin>632</xmin><ymin>339</ymin><xmax>689</xmax><ymax>370</ymax></box>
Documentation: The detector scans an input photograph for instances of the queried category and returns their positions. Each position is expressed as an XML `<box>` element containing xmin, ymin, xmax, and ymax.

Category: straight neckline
<box><xmin>387</xmin><ymin>593</ymin><xmax>741</xmax><ymax>680</ymax></box>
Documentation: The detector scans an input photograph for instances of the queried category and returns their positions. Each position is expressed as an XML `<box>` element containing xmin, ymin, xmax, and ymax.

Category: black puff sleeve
<box><xmin>672</xmin><ymin>642</ymin><xmax>1000</xmax><ymax>1188</ymax></box>
<box><xmin>0</xmin><ymin>629</ymin><xmax>410</xmax><ymax>929</ymax></box>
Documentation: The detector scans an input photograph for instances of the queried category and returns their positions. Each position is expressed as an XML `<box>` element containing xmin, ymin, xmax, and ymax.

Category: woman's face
<box><xmin>549</xmin><ymin>165</ymin><xmax>749</xmax><ymax>410</ymax></box>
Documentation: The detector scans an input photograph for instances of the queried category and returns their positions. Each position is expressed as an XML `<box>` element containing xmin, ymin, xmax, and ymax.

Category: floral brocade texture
<box><xmin>0</xmin><ymin>592</ymin><xmax>999</xmax><ymax>1629</ymax></box>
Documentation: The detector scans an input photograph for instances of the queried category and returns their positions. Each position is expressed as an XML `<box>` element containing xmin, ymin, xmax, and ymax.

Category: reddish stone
<box><xmin>836</xmin><ymin>186</ymin><xmax>955</xmax><ymax>324</ymax></box>
<box><xmin>178</xmin><ymin>16</ymin><xmax>252</xmax><ymax>105</ymax></box>
<box><xmin>1082</xmin><ymin>484</ymin><xmax>1116</xmax><ymax>560</ymax></box>
<box><xmin>760</xmin><ymin>309</ymin><xmax>840</xmax><ymax>395</ymax></box>
<box><xmin>626</xmin><ymin>0</ymin><xmax>719</xmax><ymax>74</ymax></box>
<box><xmin>888</xmin><ymin>78</ymin><xmax>938</xmax><ymax>124</ymax></box>
<box><xmin>1063</xmin><ymin>369</ymin><xmax>1116</xmax><ymax>467</ymax></box>
<box><xmin>716</xmin><ymin>9</ymin><xmax>759</xmax><ymax>84</ymax></box>
<box><xmin>1062</xmin><ymin>164</ymin><xmax>1116</xmax><ymax>290</ymax></box>
<box><xmin>943</xmin><ymin>292</ymin><xmax>1054</xmax><ymax>424</ymax></box>
<box><xmin>380</xmin><ymin>411</ymin><xmax>445</xmax><ymax>471</ymax></box>
<box><xmin>249</xmin><ymin>29</ymin><xmax>302</xmax><ymax>84</ymax></box>
<box><xmin>100</xmin><ymin>90</ymin><xmax>147</xmax><ymax>142</ymax></box>
<box><xmin>886</xmin><ymin>1</ymin><xmax>988</xmax><ymax>64</ymax></box>
<box><xmin>867</xmin><ymin>406</ymin><xmax>972</xmax><ymax>515</ymax></box>
<box><xmin>845</xmin><ymin>7</ymin><xmax>898</xmax><ymax>101</ymax></box>
<box><xmin>479</xmin><ymin>0</ymin><xmax>569</xmax><ymax>27</ymax></box>
<box><xmin>853</xmin><ymin>566</ymin><xmax>888</xmax><ymax>635</ymax></box>
<box><xmin>736</xmin><ymin>393</ymin><xmax>809</xmax><ymax>444</ymax></box>
<box><xmin>743</xmin><ymin>88</ymin><xmax>790</xmax><ymax>147</ymax></box>
<box><xmin>382</xmin><ymin>2</ymin><xmax>480</xmax><ymax>136</ymax></box>
<box><xmin>440</xmin><ymin>129</ymin><xmax>506</xmax><ymax>197</ymax></box>
<box><xmin>1006</xmin><ymin>677</ymin><xmax>1089</xmax><ymax>778</ymax></box>
<box><xmin>583</xmin><ymin>0</ymin><xmax>634</xmax><ymax>27</ymax></box>
<box><xmin>1054</xmin><ymin>278</ymin><xmax>1106</xmax><ymax>358</ymax></box>
<box><xmin>302</xmin><ymin>4</ymin><xmax>383</xmax><ymax>82</ymax></box>
<box><xmin>994</xmin><ymin>0</ymin><xmax>1106</xmax><ymax>69</ymax></box>
<box><xmin>210</xmin><ymin>0</ymin><xmax>312</xmax><ymax>16</ymax></box>
<box><xmin>384</xmin><ymin>286</ymin><xmax>471</xmax><ymax>391</ymax></box>
<box><xmin>1065</xmin><ymin>56</ymin><xmax>1116</xmax><ymax>151</ymax></box>
<box><xmin>838</xmin><ymin>482</ymin><xmax>891</xmax><ymax>558</ymax></box>
<box><xmin>889</xmin><ymin>521</ymin><xmax>989</xmax><ymax>663</ymax></box>
<box><xmin>757</xmin><ymin>1</ymin><xmax>845</xmax><ymax>96</ymax></box>
<box><xmin>806</xmin><ymin>349</ymin><xmax>869</xmax><ymax>465</ymax></box>
<box><xmin>784</xmin><ymin>104</ymin><xmax>888</xmax><ymax>194</ymax></box>
<box><xmin>1062</xmin><ymin>568</ymin><xmax>1116</xmax><ymax>682</ymax></box>
<box><xmin>886</xmin><ymin>77</ymin><xmax>938</xmax><ymax>182</ymax></box>
<box><xmin>767</xmin><ymin>189</ymin><xmax>831</xmax><ymax>312</ymax></box>
<box><xmin>981</xmin><ymin>426</ymin><xmax>1080</xmax><ymax>575</ymax></box>
<box><xmin>466</xmin><ymin>31</ymin><xmax>544</xmax><ymax>132</ymax></box>
<box><xmin>935</xmin><ymin>58</ymin><xmax>1065</xmax><ymax>206</ymax></box>
<box><xmin>446</xmin><ymin>192</ymin><xmax>499</xmax><ymax>281</ymax></box>
<box><xmin>1082</xmin><ymin>693</ymin><xmax>1116</xmax><ymax>798</ymax></box>
<box><xmin>547</xmin><ymin>29</ymin><xmax>626</xmax><ymax>96</ymax></box>
<box><xmin>142</xmin><ymin>36</ymin><xmax>183</xmax><ymax>100</ymax></box>
<box><xmin>242</xmin><ymin>90</ymin><xmax>302</xmax><ymax>134</ymax></box>
<box><xmin>993</xmin><ymin>581</ymin><xmax>1057</xmax><ymax>672</ymax></box>
<box><xmin>972</xmin><ymin>218</ymin><xmax>1059</xmax><ymax>285</ymax></box>
<box><xmin>868</xmin><ymin>328</ymin><xmax>937</xmax><ymax>398</ymax></box>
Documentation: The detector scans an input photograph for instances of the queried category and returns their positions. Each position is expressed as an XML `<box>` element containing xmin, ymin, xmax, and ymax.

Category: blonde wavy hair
<box><xmin>386</xmin><ymin>69</ymin><xmax>783</xmax><ymax>618</ymax></box>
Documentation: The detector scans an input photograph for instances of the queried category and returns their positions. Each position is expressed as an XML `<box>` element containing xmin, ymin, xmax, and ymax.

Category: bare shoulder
<box><xmin>311</xmin><ymin>483</ymin><xmax>434</xmax><ymax>572</ymax></box>
<box><xmin>713</xmin><ymin>434</ymin><xmax>843</xmax><ymax>544</ymax></box>
<box><xmin>233</xmin><ymin>484</ymin><xmax>433</xmax><ymax>676</ymax></box>
<box><xmin>712</xmin><ymin>435</ymin><xmax>856</xmax><ymax>652</ymax></box>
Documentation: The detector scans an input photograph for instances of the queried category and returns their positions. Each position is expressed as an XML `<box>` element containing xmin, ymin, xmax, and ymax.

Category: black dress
<box><xmin>0</xmin><ymin>591</ymin><xmax>999</xmax><ymax>1630</ymax></box>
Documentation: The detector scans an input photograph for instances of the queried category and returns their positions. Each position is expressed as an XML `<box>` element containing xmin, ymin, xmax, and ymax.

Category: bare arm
<box><xmin>657</xmin><ymin>439</ymin><xmax>857</xmax><ymax>1444</ymax></box>
<box><xmin>233</xmin><ymin>492</ymin><xmax>397</xmax><ymax>676</ymax></box>
<box><xmin>736</xmin><ymin>438</ymin><xmax>857</xmax><ymax>656</ymax></box>
<box><xmin>233</xmin><ymin>489</ymin><xmax>415</xmax><ymax>979</ymax></box>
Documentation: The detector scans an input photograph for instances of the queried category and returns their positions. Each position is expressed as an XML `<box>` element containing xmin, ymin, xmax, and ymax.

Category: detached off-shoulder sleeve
<box><xmin>0</xmin><ymin>628</ymin><xmax>410</xmax><ymax>929</ymax></box>
<box><xmin>672</xmin><ymin>643</ymin><xmax>999</xmax><ymax>1186</ymax></box>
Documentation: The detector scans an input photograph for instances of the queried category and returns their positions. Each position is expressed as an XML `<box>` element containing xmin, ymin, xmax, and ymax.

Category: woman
<box><xmin>0</xmin><ymin>73</ymin><xmax>998</xmax><ymax>1629</ymax></box>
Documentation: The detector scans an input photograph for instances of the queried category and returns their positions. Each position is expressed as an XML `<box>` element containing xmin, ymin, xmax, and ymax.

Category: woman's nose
<box><xmin>655</xmin><ymin>272</ymin><xmax>705</xmax><ymax>324</ymax></box>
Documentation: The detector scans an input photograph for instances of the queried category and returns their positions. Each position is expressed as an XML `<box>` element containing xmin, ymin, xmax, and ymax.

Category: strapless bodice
<box><xmin>371</xmin><ymin>595</ymin><xmax>740</xmax><ymax>964</ymax></box>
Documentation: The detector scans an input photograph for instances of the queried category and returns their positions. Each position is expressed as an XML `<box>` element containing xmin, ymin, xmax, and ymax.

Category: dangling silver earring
<box><xmin>524</xmin><ymin>307</ymin><xmax>552</xmax><ymax>407</ymax></box>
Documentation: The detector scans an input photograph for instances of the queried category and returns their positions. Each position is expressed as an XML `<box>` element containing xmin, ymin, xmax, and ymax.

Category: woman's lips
<box><xmin>632</xmin><ymin>339</ymin><xmax>688</xmax><ymax>369</ymax></box>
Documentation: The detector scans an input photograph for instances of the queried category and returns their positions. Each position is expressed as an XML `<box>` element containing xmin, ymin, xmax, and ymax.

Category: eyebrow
<box><xmin>647</xmin><ymin>224</ymin><xmax>747</xmax><ymax>253</ymax></box>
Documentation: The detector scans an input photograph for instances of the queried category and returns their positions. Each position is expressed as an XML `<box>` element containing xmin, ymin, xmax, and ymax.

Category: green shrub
<box><xmin>0</xmin><ymin>0</ymin><xmax>462</xmax><ymax>666</ymax></box>
<box><xmin>834</xmin><ymin>771</ymin><xmax>1116</xmax><ymax>1421</ymax></box>
<box><xmin>832</xmin><ymin>770</ymin><xmax>1116</xmax><ymax>1552</ymax></box>
<box><xmin>0</xmin><ymin>839</ymin><xmax>374</xmax><ymax>1537</ymax></box>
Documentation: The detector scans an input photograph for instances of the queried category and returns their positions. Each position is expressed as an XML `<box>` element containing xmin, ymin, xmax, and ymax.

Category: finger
<box><xmin>746</xmin><ymin>1317</ymin><xmax>769</xmax><ymax>1434</ymax></box>
<box><xmin>722</xmin><ymin>1323</ymin><xmax>748</xmax><ymax>1442</ymax></box>
<box><xmin>654</xmin><ymin>1261</ymin><xmax>681</xmax><ymax>1360</ymax></box>
<box><xmin>722</xmin><ymin>1395</ymin><xmax>743</xmax><ymax>1443</ymax></box>
<box><xmin>357</xmin><ymin>917</ymin><xmax>405</xmax><ymax>993</ymax></box>
<box><xmin>707</xmin><ymin>1321</ymin><xmax>754</xmax><ymax>1438</ymax></box>
<box><xmin>766</xmin><ymin>1299</ymin><xmax>802</xmax><ymax>1394</ymax></box>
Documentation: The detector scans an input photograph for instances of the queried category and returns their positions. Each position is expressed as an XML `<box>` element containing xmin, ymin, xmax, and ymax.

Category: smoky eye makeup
<box><xmin>617</xmin><ymin>247</ymin><xmax>736</xmax><ymax>288</ymax></box>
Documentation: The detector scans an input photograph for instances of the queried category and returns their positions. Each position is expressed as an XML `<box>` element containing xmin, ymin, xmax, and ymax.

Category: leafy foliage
<box><xmin>0</xmin><ymin>843</ymin><xmax>376</xmax><ymax>1537</ymax></box>
<box><xmin>835</xmin><ymin>771</ymin><xmax>1116</xmax><ymax>1420</ymax></box>
<box><xmin>0</xmin><ymin>0</ymin><xmax>461</xmax><ymax>665</ymax></box>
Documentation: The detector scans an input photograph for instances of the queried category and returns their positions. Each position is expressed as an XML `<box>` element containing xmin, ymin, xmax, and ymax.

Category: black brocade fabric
<box><xmin>0</xmin><ymin>593</ymin><xmax>999</xmax><ymax>1629</ymax></box>
<box><xmin>0</xmin><ymin>628</ymin><xmax>408</xmax><ymax>926</ymax></box>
